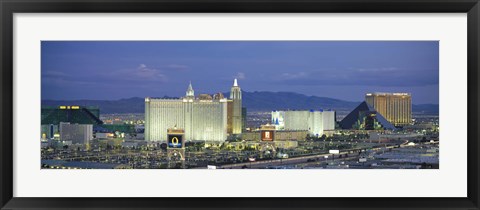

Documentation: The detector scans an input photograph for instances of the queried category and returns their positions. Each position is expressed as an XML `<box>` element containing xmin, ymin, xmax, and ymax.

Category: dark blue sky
<box><xmin>41</xmin><ymin>41</ymin><xmax>439</xmax><ymax>104</ymax></box>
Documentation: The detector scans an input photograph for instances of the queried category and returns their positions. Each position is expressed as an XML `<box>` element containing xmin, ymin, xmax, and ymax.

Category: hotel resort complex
<box><xmin>41</xmin><ymin>79</ymin><xmax>438</xmax><ymax>169</ymax></box>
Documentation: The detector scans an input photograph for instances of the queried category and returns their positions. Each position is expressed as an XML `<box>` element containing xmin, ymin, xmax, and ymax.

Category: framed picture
<box><xmin>1</xmin><ymin>0</ymin><xmax>479</xmax><ymax>209</ymax></box>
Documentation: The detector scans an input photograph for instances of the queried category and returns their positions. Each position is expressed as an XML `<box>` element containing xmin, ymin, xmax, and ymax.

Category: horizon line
<box><xmin>41</xmin><ymin>91</ymin><xmax>439</xmax><ymax>106</ymax></box>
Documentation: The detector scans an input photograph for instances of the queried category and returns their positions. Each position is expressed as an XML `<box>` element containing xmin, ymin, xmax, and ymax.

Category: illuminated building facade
<box><xmin>59</xmin><ymin>122</ymin><xmax>93</xmax><ymax>145</ymax></box>
<box><xmin>229</xmin><ymin>79</ymin><xmax>242</xmax><ymax>134</ymax></box>
<box><xmin>321</xmin><ymin>111</ymin><xmax>336</xmax><ymax>130</ymax></box>
<box><xmin>271</xmin><ymin>110</ymin><xmax>336</xmax><ymax>137</ymax></box>
<box><xmin>365</xmin><ymin>92</ymin><xmax>412</xmax><ymax>126</ymax></box>
<box><xmin>271</xmin><ymin>111</ymin><xmax>285</xmax><ymax>130</ymax></box>
<box><xmin>41</xmin><ymin>124</ymin><xmax>59</xmax><ymax>140</ymax></box>
<box><xmin>145</xmin><ymin>82</ymin><xmax>231</xmax><ymax>142</ymax></box>
<box><xmin>227</xmin><ymin>101</ymin><xmax>233</xmax><ymax>134</ymax></box>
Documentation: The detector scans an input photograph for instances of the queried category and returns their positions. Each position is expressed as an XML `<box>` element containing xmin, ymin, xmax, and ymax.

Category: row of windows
<box><xmin>367</xmin><ymin>96</ymin><xmax>412</xmax><ymax>125</ymax></box>
<box><xmin>145</xmin><ymin>101</ymin><xmax>227</xmax><ymax>141</ymax></box>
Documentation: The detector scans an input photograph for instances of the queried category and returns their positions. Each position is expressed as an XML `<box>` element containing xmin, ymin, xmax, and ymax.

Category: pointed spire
<box><xmin>186</xmin><ymin>81</ymin><xmax>194</xmax><ymax>97</ymax></box>
<box><xmin>230</xmin><ymin>78</ymin><xmax>241</xmax><ymax>100</ymax></box>
<box><xmin>188</xmin><ymin>81</ymin><xmax>193</xmax><ymax>90</ymax></box>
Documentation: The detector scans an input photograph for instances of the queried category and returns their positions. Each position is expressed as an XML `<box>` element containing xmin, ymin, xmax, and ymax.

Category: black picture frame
<box><xmin>1</xmin><ymin>0</ymin><xmax>479</xmax><ymax>209</ymax></box>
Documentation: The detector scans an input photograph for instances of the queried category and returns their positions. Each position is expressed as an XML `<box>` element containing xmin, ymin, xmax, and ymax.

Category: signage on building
<box><xmin>261</xmin><ymin>130</ymin><xmax>274</xmax><ymax>141</ymax></box>
<box><xmin>168</xmin><ymin>134</ymin><xmax>183</xmax><ymax>148</ymax></box>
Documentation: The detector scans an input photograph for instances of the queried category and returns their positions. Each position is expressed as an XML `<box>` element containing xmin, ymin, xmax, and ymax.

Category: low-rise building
<box><xmin>271</xmin><ymin>110</ymin><xmax>336</xmax><ymax>137</ymax></box>
<box><xmin>59</xmin><ymin>122</ymin><xmax>93</xmax><ymax>145</ymax></box>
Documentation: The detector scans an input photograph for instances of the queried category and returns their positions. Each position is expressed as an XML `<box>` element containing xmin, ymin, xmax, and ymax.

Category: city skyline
<box><xmin>41</xmin><ymin>41</ymin><xmax>439</xmax><ymax>104</ymax></box>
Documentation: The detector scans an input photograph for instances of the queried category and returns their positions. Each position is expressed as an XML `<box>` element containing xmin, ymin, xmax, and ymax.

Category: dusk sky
<box><xmin>41</xmin><ymin>41</ymin><xmax>439</xmax><ymax>104</ymax></box>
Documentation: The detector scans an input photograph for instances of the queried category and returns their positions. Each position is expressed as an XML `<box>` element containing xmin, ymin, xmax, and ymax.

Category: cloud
<box><xmin>42</xmin><ymin>77</ymin><xmax>101</xmax><ymax>87</ymax></box>
<box><xmin>235</xmin><ymin>72</ymin><xmax>246</xmax><ymax>80</ymax></box>
<box><xmin>280</xmin><ymin>72</ymin><xmax>307</xmax><ymax>79</ymax></box>
<box><xmin>165</xmin><ymin>64</ymin><xmax>189</xmax><ymax>71</ymax></box>
<box><xmin>102</xmin><ymin>64</ymin><xmax>168</xmax><ymax>82</ymax></box>
<box><xmin>43</xmin><ymin>71</ymin><xmax>69</xmax><ymax>78</ymax></box>
<box><xmin>354</xmin><ymin>67</ymin><xmax>398</xmax><ymax>73</ymax></box>
<box><xmin>42</xmin><ymin>64</ymin><xmax>169</xmax><ymax>91</ymax></box>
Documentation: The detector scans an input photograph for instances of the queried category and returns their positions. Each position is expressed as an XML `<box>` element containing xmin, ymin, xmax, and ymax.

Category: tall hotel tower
<box><xmin>229</xmin><ymin>79</ymin><xmax>242</xmax><ymax>134</ymax></box>
<box><xmin>365</xmin><ymin>92</ymin><xmax>412</xmax><ymax>126</ymax></box>
<box><xmin>145</xmin><ymin>82</ymin><xmax>228</xmax><ymax>142</ymax></box>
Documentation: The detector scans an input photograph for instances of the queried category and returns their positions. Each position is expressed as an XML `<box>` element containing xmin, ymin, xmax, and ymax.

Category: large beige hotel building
<box><xmin>365</xmin><ymin>92</ymin><xmax>412</xmax><ymax>126</ymax></box>
<box><xmin>145</xmin><ymin>79</ymin><xmax>242</xmax><ymax>142</ymax></box>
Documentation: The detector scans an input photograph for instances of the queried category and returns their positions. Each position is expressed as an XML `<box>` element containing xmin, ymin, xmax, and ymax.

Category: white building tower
<box><xmin>185</xmin><ymin>81</ymin><xmax>195</xmax><ymax>99</ymax></box>
<box><xmin>230</xmin><ymin>79</ymin><xmax>242</xmax><ymax>134</ymax></box>
<box><xmin>145</xmin><ymin>81</ymin><xmax>227</xmax><ymax>142</ymax></box>
<box><xmin>184</xmin><ymin>82</ymin><xmax>194</xmax><ymax>140</ymax></box>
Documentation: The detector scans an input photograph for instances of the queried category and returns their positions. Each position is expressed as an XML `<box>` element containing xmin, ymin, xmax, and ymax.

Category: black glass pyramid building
<box><xmin>41</xmin><ymin>106</ymin><xmax>103</xmax><ymax>125</ymax></box>
<box><xmin>339</xmin><ymin>101</ymin><xmax>396</xmax><ymax>130</ymax></box>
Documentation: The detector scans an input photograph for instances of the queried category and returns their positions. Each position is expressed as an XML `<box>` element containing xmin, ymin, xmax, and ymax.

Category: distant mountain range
<box><xmin>240</xmin><ymin>91</ymin><xmax>359</xmax><ymax>111</ymax></box>
<box><xmin>42</xmin><ymin>91</ymin><xmax>439</xmax><ymax>114</ymax></box>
